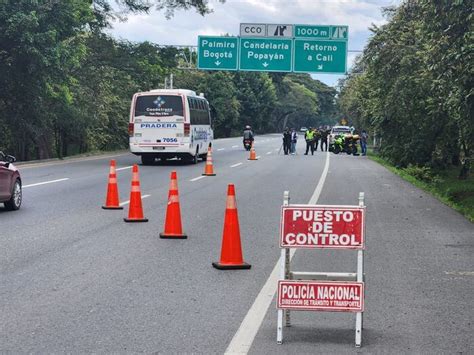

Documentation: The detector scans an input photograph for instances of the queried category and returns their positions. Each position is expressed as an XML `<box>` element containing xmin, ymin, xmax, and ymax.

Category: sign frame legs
<box><xmin>355</xmin><ymin>192</ymin><xmax>365</xmax><ymax>347</ymax></box>
<box><xmin>277</xmin><ymin>191</ymin><xmax>290</xmax><ymax>344</ymax></box>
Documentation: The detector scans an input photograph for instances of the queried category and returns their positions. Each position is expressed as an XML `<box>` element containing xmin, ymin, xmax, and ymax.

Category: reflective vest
<box><xmin>305</xmin><ymin>130</ymin><xmax>314</xmax><ymax>140</ymax></box>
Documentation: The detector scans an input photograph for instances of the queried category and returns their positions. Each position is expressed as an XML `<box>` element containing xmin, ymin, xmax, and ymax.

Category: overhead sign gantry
<box><xmin>198</xmin><ymin>23</ymin><xmax>348</xmax><ymax>74</ymax></box>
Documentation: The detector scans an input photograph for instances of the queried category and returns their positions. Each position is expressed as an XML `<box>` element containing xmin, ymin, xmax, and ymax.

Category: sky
<box><xmin>108</xmin><ymin>0</ymin><xmax>401</xmax><ymax>87</ymax></box>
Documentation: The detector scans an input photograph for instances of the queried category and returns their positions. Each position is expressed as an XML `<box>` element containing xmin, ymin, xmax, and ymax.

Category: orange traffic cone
<box><xmin>102</xmin><ymin>159</ymin><xmax>123</xmax><ymax>210</ymax></box>
<box><xmin>248</xmin><ymin>143</ymin><xmax>258</xmax><ymax>160</ymax></box>
<box><xmin>160</xmin><ymin>171</ymin><xmax>187</xmax><ymax>239</ymax></box>
<box><xmin>202</xmin><ymin>146</ymin><xmax>216</xmax><ymax>176</ymax></box>
<box><xmin>124</xmin><ymin>164</ymin><xmax>148</xmax><ymax>223</ymax></box>
<box><xmin>212</xmin><ymin>184</ymin><xmax>251</xmax><ymax>270</ymax></box>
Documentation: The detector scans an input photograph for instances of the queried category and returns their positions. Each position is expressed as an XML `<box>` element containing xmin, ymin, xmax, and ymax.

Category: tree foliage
<box><xmin>0</xmin><ymin>0</ymin><xmax>338</xmax><ymax>160</ymax></box>
<box><xmin>338</xmin><ymin>0</ymin><xmax>473</xmax><ymax>176</ymax></box>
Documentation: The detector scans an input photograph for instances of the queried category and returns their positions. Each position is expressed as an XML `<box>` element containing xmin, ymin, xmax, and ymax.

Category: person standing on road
<box><xmin>313</xmin><ymin>128</ymin><xmax>321</xmax><ymax>153</ymax></box>
<box><xmin>320</xmin><ymin>127</ymin><xmax>329</xmax><ymax>151</ymax></box>
<box><xmin>304</xmin><ymin>127</ymin><xmax>315</xmax><ymax>155</ymax></box>
<box><xmin>290</xmin><ymin>128</ymin><xmax>298</xmax><ymax>155</ymax></box>
<box><xmin>282</xmin><ymin>127</ymin><xmax>291</xmax><ymax>155</ymax></box>
<box><xmin>360</xmin><ymin>129</ymin><xmax>368</xmax><ymax>156</ymax></box>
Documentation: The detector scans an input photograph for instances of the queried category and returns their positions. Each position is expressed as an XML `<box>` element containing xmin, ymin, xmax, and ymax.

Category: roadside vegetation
<box><xmin>0</xmin><ymin>0</ymin><xmax>337</xmax><ymax>161</ymax></box>
<box><xmin>338</xmin><ymin>1</ymin><xmax>473</xmax><ymax>220</ymax></box>
<box><xmin>369</xmin><ymin>150</ymin><xmax>474</xmax><ymax>222</ymax></box>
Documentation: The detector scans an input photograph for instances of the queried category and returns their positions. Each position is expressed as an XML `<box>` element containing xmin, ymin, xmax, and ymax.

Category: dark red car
<box><xmin>0</xmin><ymin>151</ymin><xmax>22</xmax><ymax>210</ymax></box>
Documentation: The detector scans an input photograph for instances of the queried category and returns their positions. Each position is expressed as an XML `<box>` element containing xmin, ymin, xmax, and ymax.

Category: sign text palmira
<box><xmin>197</xmin><ymin>36</ymin><xmax>239</xmax><ymax>71</ymax></box>
<box><xmin>280</xmin><ymin>205</ymin><xmax>365</xmax><ymax>249</ymax></box>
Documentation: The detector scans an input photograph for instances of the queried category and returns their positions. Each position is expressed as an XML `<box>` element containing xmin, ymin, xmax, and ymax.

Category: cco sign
<box><xmin>280</xmin><ymin>205</ymin><xmax>365</xmax><ymax>249</ymax></box>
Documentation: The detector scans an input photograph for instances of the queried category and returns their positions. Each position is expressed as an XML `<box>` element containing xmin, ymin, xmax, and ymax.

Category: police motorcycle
<box><xmin>331</xmin><ymin>133</ymin><xmax>360</xmax><ymax>155</ymax></box>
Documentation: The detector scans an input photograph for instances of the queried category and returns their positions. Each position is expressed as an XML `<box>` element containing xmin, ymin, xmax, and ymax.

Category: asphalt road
<box><xmin>1</xmin><ymin>134</ymin><xmax>473</xmax><ymax>353</ymax></box>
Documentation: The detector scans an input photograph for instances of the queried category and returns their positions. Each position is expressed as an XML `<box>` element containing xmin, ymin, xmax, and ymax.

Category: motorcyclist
<box><xmin>243</xmin><ymin>125</ymin><xmax>254</xmax><ymax>147</ymax></box>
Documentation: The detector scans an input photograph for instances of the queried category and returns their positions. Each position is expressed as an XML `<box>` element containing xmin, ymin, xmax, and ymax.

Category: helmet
<box><xmin>245</xmin><ymin>125</ymin><xmax>251</xmax><ymax>129</ymax></box>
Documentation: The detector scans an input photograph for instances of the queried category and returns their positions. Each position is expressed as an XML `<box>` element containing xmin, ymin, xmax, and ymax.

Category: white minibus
<box><xmin>128</xmin><ymin>89</ymin><xmax>213</xmax><ymax>164</ymax></box>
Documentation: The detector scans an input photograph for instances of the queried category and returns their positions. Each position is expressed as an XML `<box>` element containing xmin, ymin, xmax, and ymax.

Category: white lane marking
<box><xmin>230</xmin><ymin>162</ymin><xmax>243</xmax><ymax>168</ymax></box>
<box><xmin>224</xmin><ymin>152</ymin><xmax>330</xmax><ymax>354</ymax></box>
<box><xmin>445</xmin><ymin>271</ymin><xmax>474</xmax><ymax>276</ymax></box>
<box><xmin>116</xmin><ymin>166</ymin><xmax>133</xmax><ymax>171</ymax></box>
<box><xmin>119</xmin><ymin>194</ymin><xmax>151</xmax><ymax>206</ymax></box>
<box><xmin>266</xmin><ymin>152</ymin><xmax>272</xmax><ymax>155</ymax></box>
<box><xmin>18</xmin><ymin>152</ymin><xmax>128</xmax><ymax>169</ymax></box>
<box><xmin>217</xmin><ymin>148</ymin><xmax>225</xmax><ymax>151</ymax></box>
<box><xmin>190</xmin><ymin>176</ymin><xmax>206</xmax><ymax>182</ymax></box>
<box><xmin>23</xmin><ymin>178</ymin><xmax>70</xmax><ymax>188</ymax></box>
<box><xmin>255</xmin><ymin>156</ymin><xmax>261</xmax><ymax>159</ymax></box>
<box><xmin>232</xmin><ymin>145</ymin><xmax>239</xmax><ymax>148</ymax></box>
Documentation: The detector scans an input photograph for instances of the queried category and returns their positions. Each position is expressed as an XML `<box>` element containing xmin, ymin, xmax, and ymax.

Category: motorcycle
<box><xmin>243</xmin><ymin>139</ymin><xmax>253</xmax><ymax>151</ymax></box>
<box><xmin>332</xmin><ymin>134</ymin><xmax>359</xmax><ymax>155</ymax></box>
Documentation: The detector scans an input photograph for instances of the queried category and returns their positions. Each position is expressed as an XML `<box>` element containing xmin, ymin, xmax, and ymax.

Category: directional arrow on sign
<box><xmin>318</xmin><ymin>64</ymin><xmax>323</xmax><ymax>70</ymax></box>
<box><xmin>215</xmin><ymin>60</ymin><xmax>221</xmax><ymax>66</ymax></box>
<box><xmin>262</xmin><ymin>62</ymin><xmax>269</xmax><ymax>67</ymax></box>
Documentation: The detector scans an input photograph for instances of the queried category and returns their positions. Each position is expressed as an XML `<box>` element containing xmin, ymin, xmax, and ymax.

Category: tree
<box><xmin>337</xmin><ymin>0</ymin><xmax>473</xmax><ymax>176</ymax></box>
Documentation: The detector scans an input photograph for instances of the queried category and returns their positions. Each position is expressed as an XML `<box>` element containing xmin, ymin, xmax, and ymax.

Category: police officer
<box><xmin>320</xmin><ymin>127</ymin><xmax>329</xmax><ymax>151</ymax></box>
<box><xmin>304</xmin><ymin>127</ymin><xmax>315</xmax><ymax>155</ymax></box>
<box><xmin>282</xmin><ymin>127</ymin><xmax>291</xmax><ymax>155</ymax></box>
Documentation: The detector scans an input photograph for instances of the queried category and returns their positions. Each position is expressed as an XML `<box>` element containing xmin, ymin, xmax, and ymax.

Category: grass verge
<box><xmin>368</xmin><ymin>150</ymin><xmax>474</xmax><ymax>222</ymax></box>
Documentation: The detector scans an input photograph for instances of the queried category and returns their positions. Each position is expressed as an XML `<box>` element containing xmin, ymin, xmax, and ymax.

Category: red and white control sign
<box><xmin>277</xmin><ymin>280</ymin><xmax>364</xmax><ymax>312</ymax></box>
<box><xmin>280</xmin><ymin>205</ymin><xmax>365</xmax><ymax>249</ymax></box>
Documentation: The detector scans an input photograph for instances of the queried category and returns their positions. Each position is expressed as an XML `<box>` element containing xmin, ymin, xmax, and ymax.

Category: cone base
<box><xmin>102</xmin><ymin>206</ymin><xmax>124</xmax><ymax>210</ymax></box>
<box><xmin>247</xmin><ymin>158</ymin><xmax>258</xmax><ymax>161</ymax></box>
<box><xmin>160</xmin><ymin>233</ymin><xmax>187</xmax><ymax>239</ymax></box>
<box><xmin>202</xmin><ymin>173</ymin><xmax>216</xmax><ymax>176</ymax></box>
<box><xmin>124</xmin><ymin>218</ymin><xmax>148</xmax><ymax>223</ymax></box>
<box><xmin>212</xmin><ymin>262</ymin><xmax>251</xmax><ymax>270</ymax></box>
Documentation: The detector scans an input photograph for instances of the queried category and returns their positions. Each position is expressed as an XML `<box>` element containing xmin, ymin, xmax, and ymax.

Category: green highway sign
<box><xmin>294</xmin><ymin>25</ymin><xmax>348</xmax><ymax>40</ymax></box>
<box><xmin>239</xmin><ymin>38</ymin><xmax>293</xmax><ymax>72</ymax></box>
<box><xmin>198</xmin><ymin>36</ymin><xmax>239</xmax><ymax>71</ymax></box>
<box><xmin>293</xmin><ymin>39</ymin><xmax>347</xmax><ymax>74</ymax></box>
<box><xmin>294</xmin><ymin>25</ymin><xmax>331</xmax><ymax>39</ymax></box>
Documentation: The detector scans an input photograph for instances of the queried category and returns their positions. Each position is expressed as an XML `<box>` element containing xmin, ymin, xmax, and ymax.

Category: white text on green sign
<box><xmin>294</xmin><ymin>25</ymin><xmax>348</xmax><ymax>40</ymax></box>
<box><xmin>293</xmin><ymin>39</ymin><xmax>347</xmax><ymax>74</ymax></box>
<box><xmin>198</xmin><ymin>36</ymin><xmax>239</xmax><ymax>70</ymax></box>
<box><xmin>239</xmin><ymin>38</ymin><xmax>292</xmax><ymax>72</ymax></box>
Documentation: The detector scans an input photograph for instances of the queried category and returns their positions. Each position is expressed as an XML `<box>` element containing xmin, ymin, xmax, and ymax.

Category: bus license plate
<box><xmin>153</xmin><ymin>146</ymin><xmax>165</xmax><ymax>150</ymax></box>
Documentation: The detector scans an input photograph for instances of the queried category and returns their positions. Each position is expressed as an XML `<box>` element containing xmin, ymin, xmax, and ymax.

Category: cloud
<box><xmin>107</xmin><ymin>0</ymin><xmax>397</xmax><ymax>86</ymax></box>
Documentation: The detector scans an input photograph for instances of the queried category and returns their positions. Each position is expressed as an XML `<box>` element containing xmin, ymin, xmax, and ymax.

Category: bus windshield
<box><xmin>134</xmin><ymin>95</ymin><xmax>183</xmax><ymax>117</ymax></box>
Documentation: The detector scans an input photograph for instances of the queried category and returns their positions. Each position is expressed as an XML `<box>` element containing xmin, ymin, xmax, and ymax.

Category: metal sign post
<box><xmin>277</xmin><ymin>191</ymin><xmax>366</xmax><ymax>347</ymax></box>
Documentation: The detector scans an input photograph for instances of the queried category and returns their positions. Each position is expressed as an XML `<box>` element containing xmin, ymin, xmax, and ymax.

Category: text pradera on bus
<box><xmin>277</xmin><ymin>280</ymin><xmax>364</xmax><ymax>312</ymax></box>
<box><xmin>280</xmin><ymin>205</ymin><xmax>365</xmax><ymax>249</ymax></box>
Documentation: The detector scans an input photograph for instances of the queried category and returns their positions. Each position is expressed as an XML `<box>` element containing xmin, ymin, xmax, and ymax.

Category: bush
<box><xmin>403</xmin><ymin>164</ymin><xmax>442</xmax><ymax>184</ymax></box>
